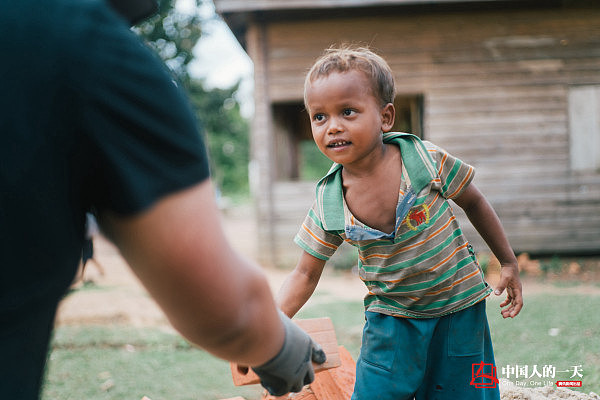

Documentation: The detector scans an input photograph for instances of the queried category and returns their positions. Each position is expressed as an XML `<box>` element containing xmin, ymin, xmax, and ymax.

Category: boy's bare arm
<box><xmin>453</xmin><ymin>183</ymin><xmax>523</xmax><ymax>318</ymax></box>
<box><xmin>277</xmin><ymin>251</ymin><xmax>327</xmax><ymax>318</ymax></box>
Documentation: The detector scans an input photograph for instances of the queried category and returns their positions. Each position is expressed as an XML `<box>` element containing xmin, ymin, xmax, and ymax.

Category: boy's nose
<box><xmin>326</xmin><ymin>117</ymin><xmax>343</xmax><ymax>135</ymax></box>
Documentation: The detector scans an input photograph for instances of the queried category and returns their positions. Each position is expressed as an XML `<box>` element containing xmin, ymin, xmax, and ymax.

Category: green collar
<box><xmin>315</xmin><ymin>132</ymin><xmax>437</xmax><ymax>231</ymax></box>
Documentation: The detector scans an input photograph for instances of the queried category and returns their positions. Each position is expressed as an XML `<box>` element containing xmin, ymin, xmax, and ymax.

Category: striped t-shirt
<box><xmin>294</xmin><ymin>133</ymin><xmax>492</xmax><ymax>318</ymax></box>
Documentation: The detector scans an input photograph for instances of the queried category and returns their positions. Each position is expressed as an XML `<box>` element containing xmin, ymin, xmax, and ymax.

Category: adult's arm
<box><xmin>99</xmin><ymin>179</ymin><xmax>283</xmax><ymax>366</ymax></box>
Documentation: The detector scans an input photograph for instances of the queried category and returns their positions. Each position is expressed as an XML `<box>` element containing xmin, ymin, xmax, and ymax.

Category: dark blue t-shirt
<box><xmin>0</xmin><ymin>0</ymin><xmax>210</xmax><ymax>397</ymax></box>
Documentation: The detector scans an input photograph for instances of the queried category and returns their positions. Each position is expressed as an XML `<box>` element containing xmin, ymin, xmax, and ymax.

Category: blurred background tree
<box><xmin>135</xmin><ymin>0</ymin><xmax>250</xmax><ymax>199</ymax></box>
<box><xmin>134</xmin><ymin>0</ymin><xmax>203</xmax><ymax>85</ymax></box>
<box><xmin>188</xmin><ymin>80</ymin><xmax>250</xmax><ymax>198</ymax></box>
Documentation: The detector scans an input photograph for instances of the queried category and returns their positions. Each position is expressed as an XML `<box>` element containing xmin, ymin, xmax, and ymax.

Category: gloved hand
<box><xmin>252</xmin><ymin>312</ymin><xmax>327</xmax><ymax>396</ymax></box>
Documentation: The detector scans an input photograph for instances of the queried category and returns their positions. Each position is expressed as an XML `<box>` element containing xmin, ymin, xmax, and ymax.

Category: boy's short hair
<box><xmin>304</xmin><ymin>45</ymin><xmax>396</xmax><ymax>107</ymax></box>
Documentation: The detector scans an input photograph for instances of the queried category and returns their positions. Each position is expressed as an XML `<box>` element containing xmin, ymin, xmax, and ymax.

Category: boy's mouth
<box><xmin>327</xmin><ymin>140</ymin><xmax>351</xmax><ymax>148</ymax></box>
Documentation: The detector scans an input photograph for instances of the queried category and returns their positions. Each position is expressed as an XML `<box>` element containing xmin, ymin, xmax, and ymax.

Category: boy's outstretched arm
<box><xmin>277</xmin><ymin>251</ymin><xmax>327</xmax><ymax>318</ymax></box>
<box><xmin>453</xmin><ymin>183</ymin><xmax>523</xmax><ymax>318</ymax></box>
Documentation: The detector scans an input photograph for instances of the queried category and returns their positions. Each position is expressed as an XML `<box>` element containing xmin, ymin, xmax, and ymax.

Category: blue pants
<box><xmin>351</xmin><ymin>301</ymin><xmax>500</xmax><ymax>400</ymax></box>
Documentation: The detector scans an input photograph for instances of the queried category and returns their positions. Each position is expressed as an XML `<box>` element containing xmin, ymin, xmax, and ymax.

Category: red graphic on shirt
<box><xmin>404</xmin><ymin>204</ymin><xmax>430</xmax><ymax>231</ymax></box>
<box><xmin>471</xmin><ymin>362</ymin><xmax>499</xmax><ymax>388</ymax></box>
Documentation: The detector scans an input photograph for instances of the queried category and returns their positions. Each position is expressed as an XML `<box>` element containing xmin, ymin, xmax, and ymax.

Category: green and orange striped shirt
<box><xmin>294</xmin><ymin>133</ymin><xmax>492</xmax><ymax>318</ymax></box>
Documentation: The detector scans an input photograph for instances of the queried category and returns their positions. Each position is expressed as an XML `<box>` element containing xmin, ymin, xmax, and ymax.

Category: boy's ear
<box><xmin>381</xmin><ymin>103</ymin><xmax>395</xmax><ymax>132</ymax></box>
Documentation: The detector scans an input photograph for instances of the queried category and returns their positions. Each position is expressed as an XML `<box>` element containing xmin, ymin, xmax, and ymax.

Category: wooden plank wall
<box><xmin>271</xmin><ymin>181</ymin><xmax>315</xmax><ymax>266</ymax></box>
<box><xmin>253</xmin><ymin>6</ymin><xmax>600</xmax><ymax>263</ymax></box>
<box><xmin>246</xmin><ymin>23</ymin><xmax>279</xmax><ymax>266</ymax></box>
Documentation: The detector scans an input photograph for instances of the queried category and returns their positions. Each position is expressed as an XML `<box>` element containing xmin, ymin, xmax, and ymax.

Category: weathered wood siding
<box><xmin>244</xmin><ymin>5</ymin><xmax>600</xmax><ymax>264</ymax></box>
<box><xmin>271</xmin><ymin>181</ymin><xmax>315</xmax><ymax>265</ymax></box>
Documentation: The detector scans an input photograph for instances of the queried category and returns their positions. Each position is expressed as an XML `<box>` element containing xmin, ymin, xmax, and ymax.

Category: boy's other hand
<box><xmin>494</xmin><ymin>263</ymin><xmax>523</xmax><ymax>318</ymax></box>
<box><xmin>252</xmin><ymin>312</ymin><xmax>326</xmax><ymax>396</ymax></box>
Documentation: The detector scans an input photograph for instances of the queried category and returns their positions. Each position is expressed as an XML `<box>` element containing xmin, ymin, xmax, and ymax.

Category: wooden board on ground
<box><xmin>230</xmin><ymin>317</ymin><xmax>341</xmax><ymax>386</ymax></box>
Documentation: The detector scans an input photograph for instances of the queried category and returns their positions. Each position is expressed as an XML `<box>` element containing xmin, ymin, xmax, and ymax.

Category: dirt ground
<box><xmin>55</xmin><ymin>207</ymin><xmax>600</xmax><ymax>399</ymax></box>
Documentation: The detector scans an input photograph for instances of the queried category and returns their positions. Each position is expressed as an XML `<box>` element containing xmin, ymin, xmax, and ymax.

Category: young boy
<box><xmin>277</xmin><ymin>46</ymin><xmax>523</xmax><ymax>400</ymax></box>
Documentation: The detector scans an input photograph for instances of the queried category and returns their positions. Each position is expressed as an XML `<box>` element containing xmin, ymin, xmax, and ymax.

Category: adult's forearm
<box><xmin>116</xmin><ymin>237</ymin><xmax>285</xmax><ymax>365</ymax></box>
<box><xmin>162</xmin><ymin>253</ymin><xmax>285</xmax><ymax>366</ymax></box>
<box><xmin>100</xmin><ymin>181</ymin><xmax>285</xmax><ymax>366</ymax></box>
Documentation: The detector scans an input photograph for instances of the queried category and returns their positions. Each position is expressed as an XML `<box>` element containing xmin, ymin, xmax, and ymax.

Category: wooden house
<box><xmin>213</xmin><ymin>0</ymin><xmax>600</xmax><ymax>267</ymax></box>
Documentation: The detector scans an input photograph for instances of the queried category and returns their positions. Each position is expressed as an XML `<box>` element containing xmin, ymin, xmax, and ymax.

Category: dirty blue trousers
<box><xmin>351</xmin><ymin>300</ymin><xmax>500</xmax><ymax>400</ymax></box>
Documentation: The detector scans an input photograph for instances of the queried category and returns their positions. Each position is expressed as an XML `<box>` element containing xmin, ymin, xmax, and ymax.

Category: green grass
<box><xmin>295</xmin><ymin>298</ymin><xmax>365</xmax><ymax>359</ymax></box>
<box><xmin>487</xmin><ymin>293</ymin><xmax>600</xmax><ymax>394</ymax></box>
<box><xmin>43</xmin><ymin>293</ymin><xmax>600</xmax><ymax>399</ymax></box>
<box><xmin>43</xmin><ymin>326</ymin><xmax>263</xmax><ymax>400</ymax></box>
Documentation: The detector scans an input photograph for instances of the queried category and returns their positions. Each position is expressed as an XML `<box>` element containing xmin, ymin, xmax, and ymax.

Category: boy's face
<box><xmin>305</xmin><ymin>70</ymin><xmax>394</xmax><ymax>167</ymax></box>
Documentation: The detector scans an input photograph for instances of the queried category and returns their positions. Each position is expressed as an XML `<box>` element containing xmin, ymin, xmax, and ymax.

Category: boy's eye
<box><xmin>343</xmin><ymin>109</ymin><xmax>355</xmax><ymax>116</ymax></box>
<box><xmin>313</xmin><ymin>113</ymin><xmax>325</xmax><ymax>122</ymax></box>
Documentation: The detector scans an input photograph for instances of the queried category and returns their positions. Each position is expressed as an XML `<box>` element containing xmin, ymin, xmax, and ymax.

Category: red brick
<box><xmin>260</xmin><ymin>346</ymin><xmax>356</xmax><ymax>400</ymax></box>
<box><xmin>231</xmin><ymin>317</ymin><xmax>341</xmax><ymax>386</ymax></box>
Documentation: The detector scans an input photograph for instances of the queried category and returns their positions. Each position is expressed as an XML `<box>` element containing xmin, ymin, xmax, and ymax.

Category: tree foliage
<box><xmin>135</xmin><ymin>0</ymin><xmax>250</xmax><ymax>197</ymax></box>
<box><xmin>134</xmin><ymin>0</ymin><xmax>203</xmax><ymax>85</ymax></box>
<box><xmin>188</xmin><ymin>80</ymin><xmax>250</xmax><ymax>197</ymax></box>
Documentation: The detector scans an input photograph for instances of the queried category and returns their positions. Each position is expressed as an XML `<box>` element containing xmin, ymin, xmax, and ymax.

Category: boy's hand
<box><xmin>252</xmin><ymin>312</ymin><xmax>327</xmax><ymax>396</ymax></box>
<box><xmin>494</xmin><ymin>263</ymin><xmax>523</xmax><ymax>318</ymax></box>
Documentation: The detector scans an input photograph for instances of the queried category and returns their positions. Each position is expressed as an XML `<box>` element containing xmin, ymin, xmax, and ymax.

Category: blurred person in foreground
<box><xmin>0</xmin><ymin>1</ymin><xmax>324</xmax><ymax>399</ymax></box>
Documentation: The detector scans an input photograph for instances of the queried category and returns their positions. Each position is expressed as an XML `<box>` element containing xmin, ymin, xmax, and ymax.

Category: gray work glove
<box><xmin>252</xmin><ymin>312</ymin><xmax>327</xmax><ymax>396</ymax></box>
